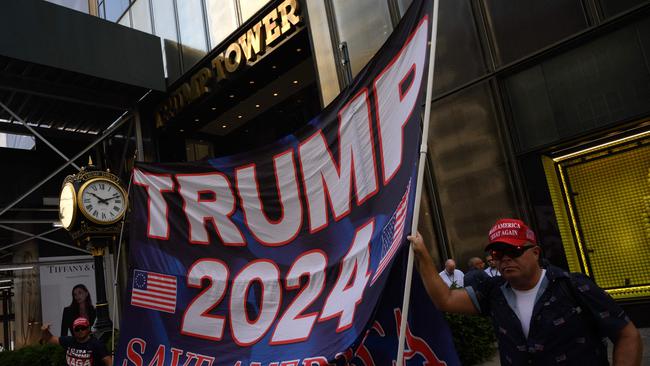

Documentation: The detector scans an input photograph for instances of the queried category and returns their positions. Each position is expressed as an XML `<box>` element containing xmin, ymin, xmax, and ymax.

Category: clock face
<box><xmin>78</xmin><ymin>178</ymin><xmax>127</xmax><ymax>224</ymax></box>
<box><xmin>59</xmin><ymin>183</ymin><xmax>76</xmax><ymax>230</ymax></box>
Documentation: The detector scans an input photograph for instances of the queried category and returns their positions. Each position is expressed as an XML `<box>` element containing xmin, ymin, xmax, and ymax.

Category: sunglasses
<box><xmin>490</xmin><ymin>245</ymin><xmax>535</xmax><ymax>260</ymax></box>
<box><xmin>73</xmin><ymin>326</ymin><xmax>89</xmax><ymax>332</ymax></box>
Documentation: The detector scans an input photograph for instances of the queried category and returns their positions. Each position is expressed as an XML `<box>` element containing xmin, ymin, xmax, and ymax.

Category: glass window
<box><xmin>240</xmin><ymin>0</ymin><xmax>270</xmax><ymax>22</ymax></box>
<box><xmin>206</xmin><ymin>0</ymin><xmax>238</xmax><ymax>48</ymax></box>
<box><xmin>118</xmin><ymin>8</ymin><xmax>131</xmax><ymax>27</ymax></box>
<box><xmin>600</xmin><ymin>0</ymin><xmax>648</xmax><ymax>17</ymax></box>
<box><xmin>432</xmin><ymin>0</ymin><xmax>487</xmax><ymax>96</ymax></box>
<box><xmin>483</xmin><ymin>0</ymin><xmax>588</xmax><ymax>64</ymax></box>
<box><xmin>131</xmin><ymin>0</ymin><xmax>152</xmax><ymax>33</ymax></box>
<box><xmin>105</xmin><ymin>0</ymin><xmax>130</xmax><ymax>22</ymax></box>
<box><xmin>45</xmin><ymin>0</ymin><xmax>90</xmax><ymax>13</ymax></box>
<box><xmin>99</xmin><ymin>1</ymin><xmax>105</xmax><ymax>18</ymax></box>
<box><xmin>177</xmin><ymin>0</ymin><xmax>208</xmax><ymax>71</ymax></box>
<box><xmin>506</xmin><ymin>17</ymin><xmax>650</xmax><ymax>151</ymax></box>
<box><xmin>332</xmin><ymin>0</ymin><xmax>393</xmax><ymax>76</ymax></box>
<box><xmin>152</xmin><ymin>0</ymin><xmax>177</xmax><ymax>41</ymax></box>
<box><xmin>177</xmin><ymin>0</ymin><xmax>207</xmax><ymax>52</ymax></box>
<box><xmin>427</xmin><ymin>82</ymin><xmax>518</xmax><ymax>263</ymax></box>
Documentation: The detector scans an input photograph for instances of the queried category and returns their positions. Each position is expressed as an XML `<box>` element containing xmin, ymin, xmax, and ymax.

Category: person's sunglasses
<box><xmin>490</xmin><ymin>245</ymin><xmax>535</xmax><ymax>260</ymax></box>
<box><xmin>73</xmin><ymin>326</ymin><xmax>89</xmax><ymax>332</ymax></box>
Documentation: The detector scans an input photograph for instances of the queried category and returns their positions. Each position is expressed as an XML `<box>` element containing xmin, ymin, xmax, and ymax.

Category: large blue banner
<box><xmin>116</xmin><ymin>0</ymin><xmax>459</xmax><ymax>364</ymax></box>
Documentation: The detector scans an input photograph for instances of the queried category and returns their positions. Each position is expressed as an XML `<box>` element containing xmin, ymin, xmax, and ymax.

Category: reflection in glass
<box><xmin>118</xmin><ymin>8</ymin><xmax>131</xmax><ymax>27</ymax></box>
<box><xmin>45</xmin><ymin>0</ymin><xmax>90</xmax><ymax>13</ymax></box>
<box><xmin>105</xmin><ymin>0</ymin><xmax>130</xmax><ymax>22</ymax></box>
<box><xmin>177</xmin><ymin>0</ymin><xmax>207</xmax><ymax>51</ymax></box>
<box><xmin>240</xmin><ymin>0</ymin><xmax>270</xmax><ymax>21</ymax></box>
<box><xmin>332</xmin><ymin>0</ymin><xmax>393</xmax><ymax>76</ymax></box>
<box><xmin>483</xmin><ymin>0</ymin><xmax>587</xmax><ymax>64</ymax></box>
<box><xmin>152</xmin><ymin>0</ymin><xmax>177</xmax><ymax>41</ymax></box>
<box><xmin>206</xmin><ymin>0</ymin><xmax>238</xmax><ymax>48</ymax></box>
<box><xmin>131</xmin><ymin>0</ymin><xmax>152</xmax><ymax>33</ymax></box>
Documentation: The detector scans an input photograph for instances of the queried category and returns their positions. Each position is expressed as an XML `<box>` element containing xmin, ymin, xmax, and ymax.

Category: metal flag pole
<box><xmin>396</xmin><ymin>0</ymin><xmax>440</xmax><ymax>364</ymax></box>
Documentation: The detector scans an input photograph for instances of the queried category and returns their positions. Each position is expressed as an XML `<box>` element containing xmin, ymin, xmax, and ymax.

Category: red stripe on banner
<box><xmin>146</xmin><ymin>283</ymin><xmax>177</xmax><ymax>294</ymax></box>
<box><xmin>148</xmin><ymin>274</ymin><xmax>176</xmax><ymax>283</ymax></box>
<box><xmin>132</xmin><ymin>289</ymin><xmax>176</xmax><ymax>303</ymax></box>
<box><xmin>131</xmin><ymin>300</ymin><xmax>175</xmax><ymax>313</ymax></box>
<box><xmin>132</xmin><ymin>293</ymin><xmax>176</xmax><ymax>307</ymax></box>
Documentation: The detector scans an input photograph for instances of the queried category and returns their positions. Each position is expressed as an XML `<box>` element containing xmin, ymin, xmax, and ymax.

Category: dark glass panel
<box><xmin>483</xmin><ymin>0</ymin><xmax>588</xmax><ymax>64</ymax></box>
<box><xmin>600</xmin><ymin>0</ymin><xmax>649</xmax><ymax>17</ymax></box>
<box><xmin>433</xmin><ymin>0</ymin><xmax>486</xmax><ymax>95</ymax></box>
<box><xmin>428</xmin><ymin>82</ymin><xmax>517</xmax><ymax>266</ymax></box>
<box><xmin>506</xmin><ymin>17</ymin><xmax>650</xmax><ymax>151</ymax></box>
<box><xmin>332</xmin><ymin>0</ymin><xmax>393</xmax><ymax>76</ymax></box>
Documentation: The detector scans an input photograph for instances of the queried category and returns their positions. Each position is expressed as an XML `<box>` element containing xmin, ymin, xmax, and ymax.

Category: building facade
<box><xmin>0</xmin><ymin>0</ymin><xmax>648</xmax><ymax>349</ymax></box>
<box><xmin>100</xmin><ymin>0</ymin><xmax>650</xmax><ymax>320</ymax></box>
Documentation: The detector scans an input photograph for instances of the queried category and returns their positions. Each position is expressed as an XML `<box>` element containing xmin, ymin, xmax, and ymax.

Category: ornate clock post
<box><xmin>58</xmin><ymin>162</ymin><xmax>128</xmax><ymax>342</ymax></box>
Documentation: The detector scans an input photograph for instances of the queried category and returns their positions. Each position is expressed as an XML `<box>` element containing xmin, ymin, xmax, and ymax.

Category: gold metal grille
<box><xmin>545</xmin><ymin>129</ymin><xmax>650</xmax><ymax>299</ymax></box>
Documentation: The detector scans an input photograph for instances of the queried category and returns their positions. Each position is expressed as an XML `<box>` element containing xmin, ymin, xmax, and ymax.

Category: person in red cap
<box><xmin>409</xmin><ymin>218</ymin><xmax>643</xmax><ymax>366</ymax></box>
<box><xmin>41</xmin><ymin>316</ymin><xmax>112</xmax><ymax>366</ymax></box>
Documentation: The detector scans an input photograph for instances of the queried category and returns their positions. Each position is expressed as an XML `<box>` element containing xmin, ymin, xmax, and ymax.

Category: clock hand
<box><xmin>104</xmin><ymin>194</ymin><xmax>120</xmax><ymax>201</ymax></box>
<box><xmin>90</xmin><ymin>193</ymin><xmax>110</xmax><ymax>204</ymax></box>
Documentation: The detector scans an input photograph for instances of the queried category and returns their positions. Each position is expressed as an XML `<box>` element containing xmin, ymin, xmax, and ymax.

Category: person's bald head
<box><xmin>468</xmin><ymin>257</ymin><xmax>485</xmax><ymax>270</ymax></box>
<box><xmin>444</xmin><ymin>259</ymin><xmax>456</xmax><ymax>273</ymax></box>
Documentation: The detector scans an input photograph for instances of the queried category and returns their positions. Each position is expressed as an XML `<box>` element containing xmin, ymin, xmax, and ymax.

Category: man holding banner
<box><xmin>409</xmin><ymin>218</ymin><xmax>643</xmax><ymax>365</ymax></box>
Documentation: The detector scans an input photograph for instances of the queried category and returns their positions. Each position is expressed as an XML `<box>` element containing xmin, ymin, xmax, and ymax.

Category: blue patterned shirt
<box><xmin>465</xmin><ymin>264</ymin><xmax>629</xmax><ymax>365</ymax></box>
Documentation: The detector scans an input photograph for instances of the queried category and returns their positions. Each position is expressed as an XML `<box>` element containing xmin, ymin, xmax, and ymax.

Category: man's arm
<box><xmin>408</xmin><ymin>232</ymin><xmax>478</xmax><ymax>314</ymax></box>
<box><xmin>612</xmin><ymin>322</ymin><xmax>642</xmax><ymax>366</ymax></box>
<box><xmin>40</xmin><ymin>324</ymin><xmax>60</xmax><ymax>345</ymax></box>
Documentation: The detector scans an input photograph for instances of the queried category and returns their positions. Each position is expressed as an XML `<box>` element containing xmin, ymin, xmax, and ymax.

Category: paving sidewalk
<box><xmin>477</xmin><ymin>327</ymin><xmax>650</xmax><ymax>366</ymax></box>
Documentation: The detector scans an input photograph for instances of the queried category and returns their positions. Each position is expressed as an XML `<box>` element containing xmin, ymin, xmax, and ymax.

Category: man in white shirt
<box><xmin>484</xmin><ymin>254</ymin><xmax>500</xmax><ymax>277</ymax></box>
<box><xmin>438</xmin><ymin>259</ymin><xmax>464</xmax><ymax>288</ymax></box>
<box><xmin>410</xmin><ymin>218</ymin><xmax>642</xmax><ymax>365</ymax></box>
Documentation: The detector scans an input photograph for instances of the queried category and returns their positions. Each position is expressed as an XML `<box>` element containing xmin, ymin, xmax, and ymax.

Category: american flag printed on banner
<box><xmin>371</xmin><ymin>179</ymin><xmax>411</xmax><ymax>285</ymax></box>
<box><xmin>131</xmin><ymin>269</ymin><xmax>177</xmax><ymax>313</ymax></box>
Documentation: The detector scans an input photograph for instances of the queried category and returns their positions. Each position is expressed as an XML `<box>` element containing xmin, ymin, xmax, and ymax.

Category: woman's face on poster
<box><xmin>73</xmin><ymin>287</ymin><xmax>88</xmax><ymax>303</ymax></box>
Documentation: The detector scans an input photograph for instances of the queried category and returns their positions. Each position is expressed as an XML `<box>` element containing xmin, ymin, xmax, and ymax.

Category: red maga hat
<box><xmin>72</xmin><ymin>317</ymin><xmax>90</xmax><ymax>328</ymax></box>
<box><xmin>486</xmin><ymin>218</ymin><xmax>536</xmax><ymax>250</ymax></box>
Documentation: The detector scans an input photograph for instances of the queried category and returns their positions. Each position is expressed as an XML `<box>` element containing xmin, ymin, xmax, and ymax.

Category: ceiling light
<box><xmin>229</xmin><ymin>94</ymin><xmax>235</xmax><ymax>98</ymax></box>
<box><xmin>211</xmin><ymin>107</ymin><xmax>216</xmax><ymax>111</ymax></box>
<box><xmin>222</xmin><ymin>125</ymin><xmax>227</xmax><ymax>129</ymax></box>
<box><xmin>255</xmin><ymin>104</ymin><xmax>260</xmax><ymax>108</ymax></box>
<box><xmin>296</xmin><ymin>48</ymin><xmax>302</xmax><ymax>52</ymax></box>
<box><xmin>52</xmin><ymin>221</ymin><xmax>63</xmax><ymax>228</ymax></box>
<box><xmin>273</xmin><ymin>93</ymin><xmax>278</xmax><ymax>96</ymax></box>
<box><xmin>272</xmin><ymin>65</ymin><xmax>277</xmax><ymax>69</ymax></box>
<box><xmin>238</xmin><ymin>115</ymin><xmax>242</xmax><ymax>119</ymax></box>
<box><xmin>194</xmin><ymin>118</ymin><xmax>200</xmax><ymax>122</ymax></box>
<box><xmin>180</xmin><ymin>129</ymin><xmax>184</xmax><ymax>132</ymax></box>
<box><xmin>0</xmin><ymin>280</ymin><xmax>12</xmax><ymax>284</ymax></box>
<box><xmin>0</xmin><ymin>286</ymin><xmax>11</xmax><ymax>290</ymax></box>
<box><xmin>249</xmin><ymin>81</ymin><xmax>255</xmax><ymax>84</ymax></box>
<box><xmin>293</xmin><ymin>80</ymin><xmax>298</xmax><ymax>84</ymax></box>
